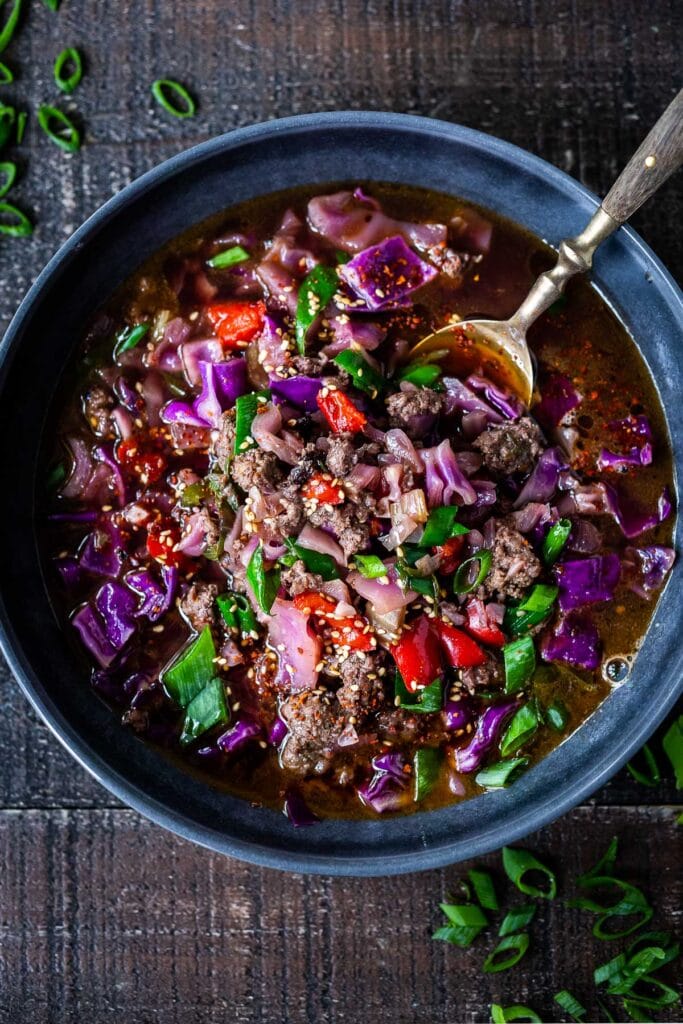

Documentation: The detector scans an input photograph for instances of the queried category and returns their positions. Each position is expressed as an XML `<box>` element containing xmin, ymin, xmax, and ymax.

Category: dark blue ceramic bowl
<box><xmin>0</xmin><ymin>112</ymin><xmax>681</xmax><ymax>875</ymax></box>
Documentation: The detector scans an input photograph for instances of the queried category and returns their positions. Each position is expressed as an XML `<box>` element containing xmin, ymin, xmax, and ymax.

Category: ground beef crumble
<box><xmin>481</xmin><ymin>523</ymin><xmax>542</xmax><ymax>600</ymax></box>
<box><xmin>385</xmin><ymin>387</ymin><xmax>444</xmax><ymax>438</ymax></box>
<box><xmin>473</xmin><ymin>416</ymin><xmax>544</xmax><ymax>476</ymax></box>
<box><xmin>279</xmin><ymin>689</ymin><xmax>343</xmax><ymax>776</ymax></box>
<box><xmin>178</xmin><ymin>581</ymin><xmax>219</xmax><ymax>631</ymax></box>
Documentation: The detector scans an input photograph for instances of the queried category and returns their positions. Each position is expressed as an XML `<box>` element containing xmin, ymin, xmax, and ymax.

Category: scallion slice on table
<box><xmin>570</xmin><ymin>875</ymin><xmax>653</xmax><ymax>939</ymax></box>
<box><xmin>180</xmin><ymin>676</ymin><xmax>228</xmax><ymax>746</ymax></box>
<box><xmin>15</xmin><ymin>109</ymin><xmax>26</xmax><ymax>143</ymax></box>
<box><xmin>0</xmin><ymin>103</ymin><xmax>15</xmax><ymax>148</ymax></box>
<box><xmin>453</xmin><ymin>550</ymin><xmax>492</xmax><ymax>594</ymax></box>
<box><xmin>490</xmin><ymin>1004</ymin><xmax>542</xmax><ymax>1023</ymax></box>
<box><xmin>54</xmin><ymin>46</ymin><xmax>83</xmax><ymax>94</ymax></box>
<box><xmin>662</xmin><ymin>715</ymin><xmax>683</xmax><ymax>787</ymax></box>
<box><xmin>333</xmin><ymin>348</ymin><xmax>384</xmax><ymax>397</ymax></box>
<box><xmin>295</xmin><ymin>265</ymin><xmax>338</xmax><ymax>353</ymax></box>
<box><xmin>37</xmin><ymin>104</ymin><xmax>81</xmax><ymax>152</ymax></box>
<box><xmin>420</xmin><ymin>505</ymin><xmax>467</xmax><ymax>547</ymax></box>
<box><xmin>504</xmin><ymin>583</ymin><xmax>558</xmax><ymax>636</ymax></box>
<box><xmin>413</xmin><ymin>747</ymin><xmax>442</xmax><ymax>801</ymax></box>
<box><xmin>0</xmin><ymin>59</ymin><xmax>13</xmax><ymax>84</ymax></box>
<box><xmin>0</xmin><ymin>201</ymin><xmax>32</xmax><ymax>236</ymax></box>
<box><xmin>433</xmin><ymin>901</ymin><xmax>487</xmax><ymax>947</ymax></box>
<box><xmin>502</xmin><ymin>846</ymin><xmax>557</xmax><ymax>899</ymax></box>
<box><xmin>483</xmin><ymin>932</ymin><xmax>530</xmax><ymax>973</ymax></box>
<box><xmin>151</xmin><ymin>78</ymin><xmax>197</xmax><ymax>118</ymax></box>
<box><xmin>553</xmin><ymin>989</ymin><xmax>587</xmax><ymax>1021</ymax></box>
<box><xmin>503</xmin><ymin>635</ymin><xmax>536</xmax><ymax>693</ymax></box>
<box><xmin>207</xmin><ymin>245</ymin><xmax>250</xmax><ymax>269</ymax></box>
<box><xmin>246</xmin><ymin>542</ymin><xmax>280</xmax><ymax>614</ymax></box>
<box><xmin>500</xmin><ymin>701</ymin><xmax>539</xmax><ymax>756</ymax></box>
<box><xmin>475</xmin><ymin>758</ymin><xmax>529</xmax><ymax>789</ymax></box>
<box><xmin>468</xmin><ymin>869</ymin><xmax>498</xmax><ymax>911</ymax></box>
<box><xmin>113</xmin><ymin>322</ymin><xmax>149</xmax><ymax>358</ymax></box>
<box><xmin>541</xmin><ymin>517</ymin><xmax>572</xmax><ymax>565</ymax></box>
<box><xmin>0</xmin><ymin>160</ymin><xmax>16</xmax><ymax>198</ymax></box>
<box><xmin>498</xmin><ymin>903</ymin><xmax>536</xmax><ymax>936</ymax></box>
<box><xmin>577</xmin><ymin>836</ymin><xmax>619</xmax><ymax>884</ymax></box>
<box><xmin>0</xmin><ymin>0</ymin><xmax>22</xmax><ymax>54</ymax></box>
<box><xmin>626</xmin><ymin>742</ymin><xmax>661</xmax><ymax>787</ymax></box>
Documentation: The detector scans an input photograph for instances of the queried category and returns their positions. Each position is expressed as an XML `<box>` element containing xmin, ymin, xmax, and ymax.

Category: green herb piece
<box><xmin>113</xmin><ymin>322</ymin><xmax>149</xmax><ymax>358</ymax></box>
<box><xmin>395</xmin><ymin>557</ymin><xmax>440</xmax><ymax>601</ymax></box>
<box><xmin>0</xmin><ymin>201</ymin><xmax>32</xmax><ymax>236</ymax></box>
<box><xmin>504</xmin><ymin>583</ymin><xmax>558</xmax><ymax>637</ymax></box>
<box><xmin>662</xmin><ymin>715</ymin><xmax>683</xmax><ymax>787</ymax></box>
<box><xmin>180</xmin><ymin>676</ymin><xmax>228</xmax><ymax>746</ymax></box>
<box><xmin>54</xmin><ymin>46</ymin><xmax>83</xmax><ymax>94</ymax></box>
<box><xmin>502</xmin><ymin>846</ymin><xmax>557</xmax><ymax>899</ymax></box>
<box><xmin>233</xmin><ymin>391</ymin><xmax>269</xmax><ymax>454</ymax></box>
<box><xmin>476</xmin><ymin>758</ymin><xmax>529</xmax><ymax>789</ymax></box>
<box><xmin>578</xmin><ymin>836</ymin><xmax>619</xmax><ymax>885</ymax></box>
<box><xmin>246</xmin><ymin>542</ymin><xmax>280</xmax><ymax>614</ymax></box>
<box><xmin>0</xmin><ymin>104</ymin><xmax>15</xmax><ymax>148</ymax></box>
<box><xmin>399</xmin><ymin>362</ymin><xmax>443</xmax><ymax>387</ymax></box>
<box><xmin>37</xmin><ymin>104</ymin><xmax>81</xmax><ymax>152</ymax></box>
<box><xmin>295</xmin><ymin>265</ymin><xmax>338</xmax><ymax>353</ymax></box>
<box><xmin>216</xmin><ymin>592</ymin><xmax>258</xmax><ymax>639</ymax></box>
<box><xmin>468</xmin><ymin>869</ymin><xmax>498</xmax><ymax>911</ymax></box>
<box><xmin>283</xmin><ymin>536</ymin><xmax>338</xmax><ymax>582</ymax></box>
<box><xmin>352</xmin><ymin>553</ymin><xmax>388</xmax><ymax>579</ymax></box>
<box><xmin>500</xmin><ymin>701</ymin><xmax>539</xmax><ymax>756</ymax></box>
<box><xmin>179</xmin><ymin>481</ymin><xmax>205</xmax><ymax>509</ymax></box>
<box><xmin>453</xmin><ymin>550</ymin><xmax>492</xmax><ymax>594</ymax></box>
<box><xmin>490</xmin><ymin>1004</ymin><xmax>542</xmax><ymax>1023</ymax></box>
<box><xmin>0</xmin><ymin>160</ymin><xmax>16</xmax><ymax>198</ymax></box>
<box><xmin>553</xmin><ymin>989</ymin><xmax>586</xmax><ymax>1021</ymax></box>
<box><xmin>434</xmin><ymin>901</ymin><xmax>488</xmax><ymax>946</ymax></box>
<box><xmin>0</xmin><ymin>59</ymin><xmax>13</xmax><ymax>83</ymax></box>
<box><xmin>333</xmin><ymin>347</ymin><xmax>385</xmax><ymax>398</ymax></box>
<box><xmin>413</xmin><ymin>747</ymin><xmax>443</xmax><ymax>801</ymax></box>
<box><xmin>0</xmin><ymin>0</ymin><xmax>22</xmax><ymax>55</ymax></box>
<box><xmin>420</xmin><ymin>505</ymin><xmax>467</xmax><ymax>547</ymax></box>
<box><xmin>395</xmin><ymin>673</ymin><xmax>443</xmax><ymax>714</ymax></box>
<box><xmin>542</xmin><ymin>517</ymin><xmax>572</xmax><ymax>565</ymax></box>
<box><xmin>162</xmin><ymin>625</ymin><xmax>216</xmax><ymax>707</ymax></box>
<box><xmin>545</xmin><ymin>698</ymin><xmax>569</xmax><ymax>732</ymax></box>
<box><xmin>503</xmin><ymin>635</ymin><xmax>536</xmax><ymax>694</ymax></box>
<box><xmin>570</xmin><ymin>876</ymin><xmax>653</xmax><ymax>939</ymax></box>
<box><xmin>626</xmin><ymin>743</ymin><xmax>661</xmax><ymax>788</ymax></box>
<box><xmin>207</xmin><ymin>245</ymin><xmax>249</xmax><ymax>269</ymax></box>
<box><xmin>498</xmin><ymin>904</ymin><xmax>537</xmax><ymax>936</ymax></box>
<box><xmin>15</xmin><ymin>109</ymin><xmax>26</xmax><ymax>143</ymax></box>
<box><xmin>151</xmin><ymin>78</ymin><xmax>197</xmax><ymax>118</ymax></box>
<box><xmin>483</xmin><ymin>933</ymin><xmax>530</xmax><ymax>973</ymax></box>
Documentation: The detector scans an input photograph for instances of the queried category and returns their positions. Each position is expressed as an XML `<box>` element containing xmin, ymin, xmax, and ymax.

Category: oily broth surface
<box><xmin>43</xmin><ymin>182</ymin><xmax>674</xmax><ymax>820</ymax></box>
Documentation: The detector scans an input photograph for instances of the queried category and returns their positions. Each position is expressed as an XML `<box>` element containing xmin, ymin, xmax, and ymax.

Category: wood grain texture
<box><xmin>0</xmin><ymin>1</ymin><xmax>681</xmax><ymax>1021</ymax></box>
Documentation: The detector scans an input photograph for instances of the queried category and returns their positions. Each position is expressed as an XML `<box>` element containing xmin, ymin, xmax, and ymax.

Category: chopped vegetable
<box><xmin>553</xmin><ymin>990</ymin><xmax>587</xmax><ymax>1021</ymax></box>
<box><xmin>207</xmin><ymin>245</ymin><xmax>250</xmax><ymax>269</ymax></box>
<box><xmin>413</xmin><ymin>747</ymin><xmax>442</xmax><ymax>801</ymax></box>
<box><xmin>54</xmin><ymin>47</ymin><xmax>83</xmax><ymax>94</ymax></box>
<box><xmin>545</xmin><ymin>699</ymin><xmax>569</xmax><ymax>732</ymax></box>
<box><xmin>490</xmin><ymin>1005</ymin><xmax>542</xmax><ymax>1023</ymax></box>
<box><xmin>391</xmin><ymin>615</ymin><xmax>442</xmax><ymax>691</ymax></box>
<box><xmin>301</xmin><ymin>472</ymin><xmax>345</xmax><ymax>506</ymax></box>
<box><xmin>420</xmin><ymin>505</ymin><xmax>463</xmax><ymax>547</ymax></box>
<box><xmin>626</xmin><ymin>743</ymin><xmax>661</xmax><ymax>788</ymax></box>
<box><xmin>453</xmin><ymin>550</ymin><xmax>492</xmax><ymax>594</ymax></box>
<box><xmin>180</xmin><ymin>676</ymin><xmax>228</xmax><ymax>746</ymax></box>
<box><xmin>500</xmin><ymin>701</ymin><xmax>539</xmax><ymax>756</ymax></box>
<box><xmin>502</xmin><ymin>846</ymin><xmax>557</xmax><ymax>899</ymax></box>
<box><xmin>433</xmin><ymin>901</ymin><xmax>487</xmax><ymax>947</ymax></box>
<box><xmin>399</xmin><ymin>362</ymin><xmax>442</xmax><ymax>387</ymax></box>
<box><xmin>233</xmin><ymin>391</ymin><xmax>268</xmax><ymax>453</ymax></box>
<box><xmin>292</xmin><ymin>591</ymin><xmax>374</xmax><ymax>651</ymax></box>
<box><xmin>435</xmin><ymin>619</ymin><xmax>486</xmax><ymax>669</ymax></box>
<box><xmin>316</xmin><ymin>387</ymin><xmax>367</xmax><ymax>433</ymax></box>
<box><xmin>0</xmin><ymin>60</ymin><xmax>12</xmax><ymax>84</ymax></box>
<box><xmin>162</xmin><ymin>625</ymin><xmax>217</xmax><ymax>707</ymax></box>
<box><xmin>333</xmin><ymin>348</ymin><xmax>384</xmax><ymax>397</ymax></box>
<box><xmin>207</xmin><ymin>300</ymin><xmax>265</xmax><ymax>349</ymax></box>
<box><xmin>498</xmin><ymin>904</ymin><xmax>537</xmax><ymax>936</ymax></box>
<box><xmin>0</xmin><ymin>201</ymin><xmax>32</xmax><ymax>236</ymax></box>
<box><xmin>483</xmin><ymin>933</ymin><xmax>530</xmax><ymax>973</ymax></box>
<box><xmin>662</xmin><ymin>716</ymin><xmax>683</xmax><ymax>787</ymax></box>
<box><xmin>151</xmin><ymin>78</ymin><xmax>197</xmax><ymax>118</ymax></box>
<box><xmin>468</xmin><ymin>869</ymin><xmax>498</xmax><ymax>911</ymax></box>
<box><xmin>295</xmin><ymin>265</ymin><xmax>338</xmax><ymax>353</ymax></box>
<box><xmin>395</xmin><ymin>673</ymin><xmax>443</xmax><ymax>713</ymax></box>
<box><xmin>37</xmin><ymin>104</ymin><xmax>81</xmax><ymax>152</ymax></box>
<box><xmin>352</xmin><ymin>553</ymin><xmax>388</xmax><ymax>579</ymax></box>
<box><xmin>503</xmin><ymin>636</ymin><xmax>536</xmax><ymax>694</ymax></box>
<box><xmin>475</xmin><ymin>757</ymin><xmax>529</xmax><ymax>788</ymax></box>
<box><xmin>504</xmin><ymin>583</ymin><xmax>558</xmax><ymax>636</ymax></box>
<box><xmin>113</xmin><ymin>322</ymin><xmax>150</xmax><ymax>358</ymax></box>
<box><xmin>0</xmin><ymin>160</ymin><xmax>16</xmax><ymax>199</ymax></box>
<box><xmin>542</xmin><ymin>517</ymin><xmax>572</xmax><ymax>565</ymax></box>
<box><xmin>246</xmin><ymin>542</ymin><xmax>280</xmax><ymax>614</ymax></box>
<box><xmin>465</xmin><ymin>598</ymin><xmax>506</xmax><ymax>647</ymax></box>
<box><xmin>570</xmin><ymin>875</ymin><xmax>653</xmax><ymax>939</ymax></box>
<box><xmin>283</xmin><ymin>536</ymin><xmax>338</xmax><ymax>581</ymax></box>
<box><xmin>0</xmin><ymin>0</ymin><xmax>21</xmax><ymax>55</ymax></box>
<box><xmin>216</xmin><ymin>592</ymin><xmax>258</xmax><ymax>638</ymax></box>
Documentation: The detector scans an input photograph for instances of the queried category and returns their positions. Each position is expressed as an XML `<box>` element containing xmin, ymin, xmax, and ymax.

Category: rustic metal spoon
<box><xmin>408</xmin><ymin>89</ymin><xmax>683</xmax><ymax>405</ymax></box>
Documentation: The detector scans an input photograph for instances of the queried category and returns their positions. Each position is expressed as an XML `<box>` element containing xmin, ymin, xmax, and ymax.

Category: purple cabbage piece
<box><xmin>78</xmin><ymin>516</ymin><xmax>127</xmax><ymax>578</ymax></box>
<box><xmin>307</xmin><ymin>189</ymin><xmax>446</xmax><ymax>254</ymax></box>
<box><xmin>194</xmin><ymin>359</ymin><xmax>248</xmax><ymax>426</ymax></box>
<box><xmin>442</xmin><ymin>376</ymin><xmax>504</xmax><ymax>424</ymax></box>
<box><xmin>268</xmin><ymin>715</ymin><xmax>288</xmax><ymax>747</ymax></box>
<box><xmin>513</xmin><ymin>447</ymin><xmax>567</xmax><ymax>509</ymax></box>
<box><xmin>217</xmin><ymin>716</ymin><xmax>262</xmax><ymax>753</ymax></box>
<box><xmin>71</xmin><ymin>604</ymin><xmax>120</xmax><ymax>668</ymax></box>
<box><xmin>256</xmin><ymin>313</ymin><xmax>290</xmax><ymax>374</ymax></box>
<box><xmin>323</xmin><ymin>318</ymin><xmax>386</xmax><ymax>356</ymax></box>
<box><xmin>554</xmin><ymin>554</ymin><xmax>621</xmax><ymax>612</ymax></box>
<box><xmin>467</xmin><ymin>374</ymin><xmax>523</xmax><ymax>420</ymax></box>
<box><xmin>421</xmin><ymin>439</ymin><xmax>477</xmax><ymax>507</ymax></box>
<box><xmin>94</xmin><ymin>581</ymin><xmax>138</xmax><ymax>650</ymax></box>
<box><xmin>94</xmin><ymin>445</ymin><xmax>127</xmax><ymax>507</ymax></box>
<box><xmin>597</xmin><ymin>414</ymin><xmax>654</xmax><ymax>471</ymax></box>
<box><xmin>567</xmin><ymin>520</ymin><xmax>603</xmax><ymax>554</ymax></box>
<box><xmin>605</xmin><ymin>483</ymin><xmax>672</xmax><ymax>539</ymax></box>
<box><xmin>269</xmin><ymin>374</ymin><xmax>323</xmax><ymax>412</ymax></box>
<box><xmin>540</xmin><ymin>611</ymin><xmax>602</xmax><ymax>670</ymax></box>
<box><xmin>284</xmin><ymin>788</ymin><xmax>320</xmax><ymax>827</ymax></box>
<box><xmin>444</xmin><ymin>700</ymin><xmax>475</xmax><ymax>731</ymax></box>
<box><xmin>339</xmin><ymin>235</ymin><xmax>437</xmax><ymax>311</ymax></box>
<box><xmin>533</xmin><ymin>373</ymin><xmax>582</xmax><ymax>430</ymax></box>
<box><xmin>54</xmin><ymin>555</ymin><xmax>83</xmax><ymax>589</ymax></box>
<box><xmin>125</xmin><ymin>565</ymin><xmax>177</xmax><ymax>622</ymax></box>
<box><xmin>623</xmin><ymin>545</ymin><xmax>675</xmax><ymax>599</ymax></box>
<box><xmin>455</xmin><ymin>700</ymin><xmax>518</xmax><ymax>773</ymax></box>
<box><xmin>371</xmin><ymin>751</ymin><xmax>408</xmax><ymax>780</ymax></box>
<box><xmin>161</xmin><ymin>399</ymin><xmax>208</xmax><ymax>428</ymax></box>
<box><xmin>358</xmin><ymin>771</ymin><xmax>409</xmax><ymax>814</ymax></box>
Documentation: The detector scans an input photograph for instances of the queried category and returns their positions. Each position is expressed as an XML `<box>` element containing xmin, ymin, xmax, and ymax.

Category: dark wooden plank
<box><xmin>0</xmin><ymin>805</ymin><xmax>680</xmax><ymax>1023</ymax></box>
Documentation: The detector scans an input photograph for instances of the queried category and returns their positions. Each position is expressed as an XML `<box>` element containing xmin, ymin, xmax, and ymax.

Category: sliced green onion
<box><xmin>490</xmin><ymin>1004</ymin><xmax>542</xmax><ymax>1023</ymax></box>
<box><xmin>453</xmin><ymin>550</ymin><xmax>492</xmax><ymax>594</ymax></box>
<box><xmin>500</xmin><ymin>701</ymin><xmax>539</xmax><ymax>756</ymax></box>
<box><xmin>113</xmin><ymin>322</ymin><xmax>149</xmax><ymax>358</ymax></box>
<box><xmin>37</xmin><ymin>104</ymin><xmax>81</xmax><ymax>152</ymax></box>
<box><xmin>433</xmin><ymin>923</ymin><xmax>484</xmax><ymax>947</ymax></box>
<box><xmin>352</xmin><ymin>553</ymin><xmax>388</xmax><ymax>579</ymax></box>
<box><xmin>626</xmin><ymin>931</ymin><xmax>679</xmax><ymax>968</ymax></box>
<box><xmin>0</xmin><ymin>160</ymin><xmax>16</xmax><ymax>198</ymax></box>
<box><xmin>180</xmin><ymin>676</ymin><xmax>228</xmax><ymax>746</ymax></box>
<box><xmin>295</xmin><ymin>264</ymin><xmax>338</xmax><ymax>354</ymax></box>
<box><xmin>216</xmin><ymin>592</ymin><xmax>258</xmax><ymax>638</ymax></box>
<box><xmin>233</xmin><ymin>389</ymin><xmax>269</xmax><ymax>454</ymax></box>
<box><xmin>54</xmin><ymin>47</ymin><xmax>83</xmax><ymax>94</ymax></box>
<box><xmin>283</xmin><ymin>536</ymin><xmax>338</xmax><ymax>582</ymax></box>
<box><xmin>483</xmin><ymin>933</ymin><xmax>530</xmax><ymax>973</ymax></box>
<box><xmin>578</xmin><ymin>836</ymin><xmax>619</xmax><ymax>885</ymax></box>
<box><xmin>0</xmin><ymin>0</ymin><xmax>22</xmax><ymax>55</ymax></box>
<box><xmin>413</xmin><ymin>747</ymin><xmax>443</xmax><ymax>801</ymax></box>
<box><xmin>0</xmin><ymin>59</ymin><xmax>13</xmax><ymax>83</ymax></box>
<box><xmin>570</xmin><ymin>876</ymin><xmax>653</xmax><ymax>939</ymax></box>
<box><xmin>622</xmin><ymin>978</ymin><xmax>680</xmax><ymax>1011</ymax></box>
<box><xmin>399</xmin><ymin>362</ymin><xmax>443</xmax><ymax>387</ymax></box>
<box><xmin>246</xmin><ymin>542</ymin><xmax>280</xmax><ymax>614</ymax></box>
<box><xmin>151</xmin><ymin>78</ymin><xmax>197</xmax><ymax>118</ymax></box>
<box><xmin>475</xmin><ymin>757</ymin><xmax>528</xmax><ymax>789</ymax></box>
<box><xmin>504</xmin><ymin>583</ymin><xmax>558</xmax><ymax>636</ymax></box>
<box><xmin>468</xmin><ymin>869</ymin><xmax>498</xmax><ymax>911</ymax></box>
<box><xmin>395</xmin><ymin>673</ymin><xmax>443</xmax><ymax>714</ymax></box>
<box><xmin>498</xmin><ymin>903</ymin><xmax>536</xmax><ymax>936</ymax></box>
<box><xmin>545</xmin><ymin>698</ymin><xmax>569</xmax><ymax>732</ymax></box>
<box><xmin>503</xmin><ymin>635</ymin><xmax>536</xmax><ymax>694</ymax></box>
<box><xmin>553</xmin><ymin>989</ymin><xmax>586</xmax><ymax>1021</ymax></box>
<box><xmin>179</xmin><ymin>481</ymin><xmax>205</xmax><ymax>509</ymax></box>
<box><xmin>0</xmin><ymin>104</ymin><xmax>15</xmax><ymax>148</ymax></box>
<box><xmin>333</xmin><ymin>348</ymin><xmax>384</xmax><ymax>398</ymax></box>
<box><xmin>502</xmin><ymin>846</ymin><xmax>557</xmax><ymax>899</ymax></box>
<box><xmin>440</xmin><ymin>902</ymin><xmax>488</xmax><ymax>928</ymax></box>
<box><xmin>162</xmin><ymin>625</ymin><xmax>216</xmax><ymax>707</ymax></box>
<box><xmin>15</xmin><ymin>109</ymin><xmax>26</xmax><ymax>143</ymax></box>
<box><xmin>0</xmin><ymin>201</ymin><xmax>32</xmax><ymax>237</ymax></box>
<box><xmin>395</xmin><ymin>558</ymin><xmax>440</xmax><ymax>601</ymax></box>
<box><xmin>207</xmin><ymin>245</ymin><xmax>250</xmax><ymax>269</ymax></box>
<box><xmin>662</xmin><ymin>715</ymin><xmax>683</xmax><ymax>787</ymax></box>
<box><xmin>626</xmin><ymin>743</ymin><xmax>661</xmax><ymax>788</ymax></box>
<box><xmin>420</xmin><ymin>505</ymin><xmax>466</xmax><ymax>547</ymax></box>
<box><xmin>542</xmin><ymin>517</ymin><xmax>572</xmax><ymax>565</ymax></box>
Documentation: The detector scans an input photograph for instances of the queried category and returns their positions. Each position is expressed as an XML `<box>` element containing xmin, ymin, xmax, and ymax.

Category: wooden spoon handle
<box><xmin>602</xmin><ymin>88</ymin><xmax>683</xmax><ymax>224</ymax></box>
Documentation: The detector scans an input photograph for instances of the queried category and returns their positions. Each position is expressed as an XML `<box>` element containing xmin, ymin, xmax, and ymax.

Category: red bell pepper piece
<box><xmin>435</xmin><ymin>533</ymin><xmax>466</xmax><ymax>575</ymax></box>
<box><xmin>206</xmin><ymin>300</ymin><xmax>265</xmax><ymax>349</ymax></box>
<box><xmin>316</xmin><ymin>387</ymin><xmax>367</xmax><ymax>433</ymax></box>
<box><xmin>117</xmin><ymin>438</ymin><xmax>167</xmax><ymax>485</ymax></box>
<box><xmin>293</xmin><ymin>591</ymin><xmax>374</xmax><ymax>651</ymax></box>
<box><xmin>301</xmin><ymin>472</ymin><xmax>345</xmax><ymax>506</ymax></box>
<box><xmin>146</xmin><ymin>519</ymin><xmax>189</xmax><ymax>569</ymax></box>
<box><xmin>465</xmin><ymin>598</ymin><xmax>506</xmax><ymax>647</ymax></box>
<box><xmin>435</xmin><ymin>619</ymin><xmax>487</xmax><ymax>668</ymax></box>
<box><xmin>391</xmin><ymin>614</ymin><xmax>442</xmax><ymax>692</ymax></box>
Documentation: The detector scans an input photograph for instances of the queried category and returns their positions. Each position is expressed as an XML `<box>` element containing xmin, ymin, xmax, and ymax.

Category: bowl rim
<box><xmin>1</xmin><ymin>110</ymin><xmax>681</xmax><ymax>876</ymax></box>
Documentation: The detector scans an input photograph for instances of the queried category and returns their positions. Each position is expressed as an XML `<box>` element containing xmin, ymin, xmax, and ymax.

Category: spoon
<box><xmin>408</xmin><ymin>89</ymin><xmax>683</xmax><ymax>406</ymax></box>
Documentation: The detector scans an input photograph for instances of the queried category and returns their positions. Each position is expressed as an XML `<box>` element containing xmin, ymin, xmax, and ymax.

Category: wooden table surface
<box><xmin>0</xmin><ymin>2</ymin><xmax>681</xmax><ymax>1021</ymax></box>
